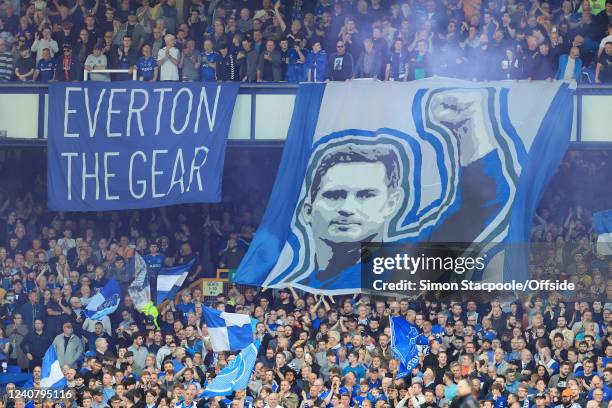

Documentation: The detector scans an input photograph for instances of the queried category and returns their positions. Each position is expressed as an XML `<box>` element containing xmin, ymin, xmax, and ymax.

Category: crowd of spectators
<box><xmin>0</xmin><ymin>0</ymin><xmax>612</xmax><ymax>83</ymax></box>
<box><xmin>0</xmin><ymin>144</ymin><xmax>610</xmax><ymax>408</ymax></box>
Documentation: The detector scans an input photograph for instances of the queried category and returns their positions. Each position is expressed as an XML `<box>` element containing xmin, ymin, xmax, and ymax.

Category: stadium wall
<box><xmin>0</xmin><ymin>83</ymin><xmax>611</xmax><ymax>143</ymax></box>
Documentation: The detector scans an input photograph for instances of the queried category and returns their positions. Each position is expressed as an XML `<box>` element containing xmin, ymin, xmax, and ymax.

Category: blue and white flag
<box><xmin>85</xmin><ymin>278</ymin><xmax>121</xmax><ymax>320</ymax></box>
<box><xmin>594</xmin><ymin>210</ymin><xmax>612</xmax><ymax>255</ymax></box>
<box><xmin>203</xmin><ymin>339</ymin><xmax>260</xmax><ymax>396</ymax></box>
<box><xmin>156</xmin><ymin>259</ymin><xmax>195</xmax><ymax>305</ymax></box>
<box><xmin>390</xmin><ymin>316</ymin><xmax>420</xmax><ymax>378</ymax></box>
<box><xmin>40</xmin><ymin>345</ymin><xmax>67</xmax><ymax>388</ymax></box>
<box><xmin>128</xmin><ymin>253</ymin><xmax>151</xmax><ymax>309</ymax></box>
<box><xmin>235</xmin><ymin>80</ymin><xmax>574</xmax><ymax>294</ymax></box>
<box><xmin>204</xmin><ymin>306</ymin><xmax>254</xmax><ymax>352</ymax></box>
<box><xmin>47</xmin><ymin>82</ymin><xmax>239</xmax><ymax>211</ymax></box>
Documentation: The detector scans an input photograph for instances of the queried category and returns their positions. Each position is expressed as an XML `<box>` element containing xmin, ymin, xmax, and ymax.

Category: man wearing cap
<box><xmin>533</xmin><ymin>393</ymin><xmax>547</xmax><ymax>408</ymax></box>
<box><xmin>557</xmin><ymin>388</ymin><xmax>581</xmax><ymax>408</ymax></box>
<box><xmin>52</xmin><ymin>322</ymin><xmax>84</xmax><ymax>368</ymax></box>
<box><xmin>90</xmin><ymin>387</ymin><xmax>107</xmax><ymax>408</ymax></box>
<box><xmin>55</xmin><ymin>44</ymin><xmax>82</xmax><ymax>81</ymax></box>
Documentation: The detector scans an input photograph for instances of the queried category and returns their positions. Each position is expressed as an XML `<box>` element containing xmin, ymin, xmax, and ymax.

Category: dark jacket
<box><xmin>530</xmin><ymin>52</ymin><xmax>555</xmax><ymax>79</ymax></box>
<box><xmin>257</xmin><ymin>49</ymin><xmax>283</xmax><ymax>81</ymax></box>
<box><xmin>217</xmin><ymin>53</ymin><xmax>239</xmax><ymax>81</ymax></box>
<box><xmin>73</xmin><ymin>40</ymin><xmax>94</xmax><ymax>65</ymax></box>
<box><xmin>238</xmin><ymin>49</ymin><xmax>260</xmax><ymax>82</ymax></box>
<box><xmin>55</xmin><ymin>54</ymin><xmax>83</xmax><ymax>81</ymax></box>
<box><xmin>110</xmin><ymin>46</ymin><xmax>139</xmax><ymax>80</ymax></box>
<box><xmin>20</xmin><ymin>330</ymin><xmax>51</xmax><ymax>363</ymax></box>
<box><xmin>328</xmin><ymin>52</ymin><xmax>354</xmax><ymax>81</ymax></box>
<box><xmin>305</xmin><ymin>50</ymin><xmax>328</xmax><ymax>81</ymax></box>
<box><xmin>450</xmin><ymin>395</ymin><xmax>479</xmax><ymax>408</ymax></box>
<box><xmin>19</xmin><ymin>301</ymin><xmax>45</xmax><ymax>328</ymax></box>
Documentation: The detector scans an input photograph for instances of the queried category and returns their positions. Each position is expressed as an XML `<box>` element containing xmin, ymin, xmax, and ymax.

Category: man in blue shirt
<box><xmin>342</xmin><ymin>351</ymin><xmax>366</xmax><ymax>381</ymax></box>
<box><xmin>144</xmin><ymin>241</ymin><xmax>165</xmax><ymax>301</ymax></box>
<box><xmin>137</xmin><ymin>44</ymin><xmax>158</xmax><ymax>81</ymax></box>
<box><xmin>199</xmin><ymin>39</ymin><xmax>219</xmax><ymax>81</ymax></box>
<box><xmin>34</xmin><ymin>48</ymin><xmax>56</xmax><ymax>82</ymax></box>
<box><xmin>175</xmin><ymin>290</ymin><xmax>196</xmax><ymax>323</ymax></box>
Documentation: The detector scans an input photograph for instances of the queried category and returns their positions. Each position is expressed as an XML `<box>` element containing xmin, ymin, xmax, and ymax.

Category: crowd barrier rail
<box><xmin>0</xmin><ymin>82</ymin><xmax>610</xmax><ymax>145</ymax></box>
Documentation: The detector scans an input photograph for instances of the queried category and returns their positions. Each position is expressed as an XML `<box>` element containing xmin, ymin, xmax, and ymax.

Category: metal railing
<box><xmin>83</xmin><ymin>68</ymin><xmax>138</xmax><ymax>81</ymax></box>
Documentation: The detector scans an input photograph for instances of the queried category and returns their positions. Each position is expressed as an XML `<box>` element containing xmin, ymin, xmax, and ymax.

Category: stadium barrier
<box><xmin>0</xmin><ymin>83</ymin><xmax>611</xmax><ymax>143</ymax></box>
<box><xmin>83</xmin><ymin>68</ymin><xmax>138</xmax><ymax>81</ymax></box>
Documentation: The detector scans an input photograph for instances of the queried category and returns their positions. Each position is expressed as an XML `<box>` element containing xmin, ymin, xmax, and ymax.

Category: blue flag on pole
<box><xmin>390</xmin><ymin>316</ymin><xmax>420</xmax><ymax>378</ymax></box>
<box><xmin>203</xmin><ymin>339</ymin><xmax>260</xmax><ymax>396</ymax></box>
<box><xmin>40</xmin><ymin>345</ymin><xmax>67</xmax><ymax>389</ymax></box>
<box><xmin>85</xmin><ymin>278</ymin><xmax>121</xmax><ymax>320</ymax></box>
<box><xmin>204</xmin><ymin>306</ymin><xmax>254</xmax><ymax>352</ymax></box>
<box><xmin>156</xmin><ymin>259</ymin><xmax>196</xmax><ymax>305</ymax></box>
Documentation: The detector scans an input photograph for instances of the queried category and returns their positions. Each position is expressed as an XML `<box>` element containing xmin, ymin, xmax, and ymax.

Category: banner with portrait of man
<box><xmin>235</xmin><ymin>80</ymin><xmax>574</xmax><ymax>294</ymax></box>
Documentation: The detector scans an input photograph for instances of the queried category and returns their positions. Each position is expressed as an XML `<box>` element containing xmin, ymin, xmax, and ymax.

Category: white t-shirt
<box><xmin>158</xmin><ymin>46</ymin><xmax>179</xmax><ymax>81</ymax></box>
<box><xmin>84</xmin><ymin>54</ymin><xmax>110</xmax><ymax>81</ymax></box>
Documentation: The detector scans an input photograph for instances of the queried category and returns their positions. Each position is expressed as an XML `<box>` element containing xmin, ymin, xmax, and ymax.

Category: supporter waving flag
<box><xmin>156</xmin><ymin>259</ymin><xmax>196</xmax><ymax>305</ymax></box>
<box><xmin>202</xmin><ymin>339</ymin><xmax>261</xmax><ymax>397</ymax></box>
<box><xmin>390</xmin><ymin>316</ymin><xmax>420</xmax><ymax>378</ymax></box>
<box><xmin>40</xmin><ymin>345</ymin><xmax>67</xmax><ymax>389</ymax></box>
<box><xmin>85</xmin><ymin>278</ymin><xmax>121</xmax><ymax>320</ymax></box>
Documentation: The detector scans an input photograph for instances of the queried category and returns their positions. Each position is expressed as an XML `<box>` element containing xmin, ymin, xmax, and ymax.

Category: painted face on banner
<box><xmin>249</xmin><ymin>82</ymin><xmax>573</xmax><ymax>294</ymax></box>
<box><xmin>304</xmin><ymin>161</ymin><xmax>401</xmax><ymax>245</ymax></box>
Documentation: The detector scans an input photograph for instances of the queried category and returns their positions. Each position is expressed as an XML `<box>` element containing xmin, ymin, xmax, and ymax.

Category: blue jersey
<box><xmin>287</xmin><ymin>48</ymin><xmax>306</xmax><ymax>83</ymax></box>
<box><xmin>200</xmin><ymin>51</ymin><xmax>220</xmax><ymax>81</ymax></box>
<box><xmin>37</xmin><ymin>59</ymin><xmax>56</xmax><ymax>82</ymax></box>
<box><xmin>144</xmin><ymin>253</ymin><xmax>165</xmax><ymax>275</ymax></box>
<box><xmin>137</xmin><ymin>56</ymin><xmax>157</xmax><ymax>81</ymax></box>
<box><xmin>176</xmin><ymin>301</ymin><xmax>195</xmax><ymax>321</ymax></box>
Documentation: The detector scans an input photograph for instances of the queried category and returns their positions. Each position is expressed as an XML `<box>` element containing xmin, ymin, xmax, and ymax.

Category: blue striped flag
<box><xmin>40</xmin><ymin>345</ymin><xmax>67</xmax><ymax>388</ymax></box>
<box><xmin>156</xmin><ymin>259</ymin><xmax>196</xmax><ymax>305</ymax></box>
<box><xmin>203</xmin><ymin>339</ymin><xmax>260</xmax><ymax>397</ymax></box>
<box><xmin>204</xmin><ymin>306</ymin><xmax>254</xmax><ymax>352</ymax></box>
<box><xmin>390</xmin><ymin>316</ymin><xmax>421</xmax><ymax>378</ymax></box>
<box><xmin>85</xmin><ymin>278</ymin><xmax>121</xmax><ymax>320</ymax></box>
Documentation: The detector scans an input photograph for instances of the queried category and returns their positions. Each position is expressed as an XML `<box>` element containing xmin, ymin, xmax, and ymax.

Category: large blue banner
<box><xmin>48</xmin><ymin>82</ymin><xmax>239</xmax><ymax>211</ymax></box>
<box><xmin>235</xmin><ymin>80</ymin><xmax>574</xmax><ymax>294</ymax></box>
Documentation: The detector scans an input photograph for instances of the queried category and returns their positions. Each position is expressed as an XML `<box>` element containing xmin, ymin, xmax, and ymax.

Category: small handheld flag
<box><xmin>85</xmin><ymin>278</ymin><xmax>121</xmax><ymax>320</ymax></box>
<box><xmin>40</xmin><ymin>345</ymin><xmax>67</xmax><ymax>389</ymax></box>
<box><xmin>204</xmin><ymin>306</ymin><xmax>254</xmax><ymax>352</ymax></box>
<box><xmin>203</xmin><ymin>339</ymin><xmax>260</xmax><ymax>396</ymax></box>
